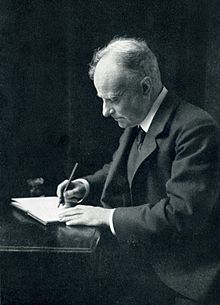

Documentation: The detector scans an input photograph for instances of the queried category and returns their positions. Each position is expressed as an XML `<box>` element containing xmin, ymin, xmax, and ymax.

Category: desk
<box><xmin>0</xmin><ymin>206</ymin><xmax>101</xmax><ymax>305</ymax></box>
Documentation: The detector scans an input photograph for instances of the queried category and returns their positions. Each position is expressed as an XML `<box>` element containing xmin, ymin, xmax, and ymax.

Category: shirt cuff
<box><xmin>109</xmin><ymin>208</ymin><xmax>116</xmax><ymax>235</ymax></box>
<box><xmin>73</xmin><ymin>178</ymin><xmax>90</xmax><ymax>203</ymax></box>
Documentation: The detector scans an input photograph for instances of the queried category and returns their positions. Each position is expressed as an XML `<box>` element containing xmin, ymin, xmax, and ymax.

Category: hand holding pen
<box><xmin>57</xmin><ymin>163</ymin><xmax>87</xmax><ymax>208</ymax></box>
<box><xmin>57</xmin><ymin>162</ymin><xmax>78</xmax><ymax>207</ymax></box>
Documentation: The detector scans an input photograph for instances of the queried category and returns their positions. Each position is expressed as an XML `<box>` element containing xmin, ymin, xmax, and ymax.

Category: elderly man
<box><xmin>57</xmin><ymin>38</ymin><xmax>220</xmax><ymax>305</ymax></box>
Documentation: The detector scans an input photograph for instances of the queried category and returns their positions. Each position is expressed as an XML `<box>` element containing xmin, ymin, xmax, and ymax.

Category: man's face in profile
<box><xmin>93</xmin><ymin>56</ymin><xmax>151</xmax><ymax>128</ymax></box>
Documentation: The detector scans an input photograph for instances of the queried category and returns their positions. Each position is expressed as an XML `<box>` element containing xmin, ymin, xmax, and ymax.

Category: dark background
<box><xmin>0</xmin><ymin>0</ymin><xmax>219</xmax><ymax>198</ymax></box>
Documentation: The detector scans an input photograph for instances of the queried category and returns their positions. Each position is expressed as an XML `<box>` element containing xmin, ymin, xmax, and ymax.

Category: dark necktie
<box><xmin>127</xmin><ymin>127</ymin><xmax>146</xmax><ymax>184</ymax></box>
<box><xmin>136</xmin><ymin>127</ymin><xmax>146</xmax><ymax>150</ymax></box>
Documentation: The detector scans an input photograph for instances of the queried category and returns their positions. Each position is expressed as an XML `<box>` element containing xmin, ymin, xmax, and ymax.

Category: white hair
<box><xmin>89</xmin><ymin>37</ymin><xmax>161</xmax><ymax>86</ymax></box>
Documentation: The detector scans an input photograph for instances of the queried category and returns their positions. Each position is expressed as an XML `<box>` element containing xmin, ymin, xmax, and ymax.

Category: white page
<box><xmin>11</xmin><ymin>196</ymin><xmax>61</xmax><ymax>224</ymax></box>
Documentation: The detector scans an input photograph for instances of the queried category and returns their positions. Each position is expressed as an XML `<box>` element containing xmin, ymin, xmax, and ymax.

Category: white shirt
<box><xmin>75</xmin><ymin>86</ymin><xmax>168</xmax><ymax>235</ymax></box>
<box><xmin>140</xmin><ymin>86</ymin><xmax>168</xmax><ymax>132</ymax></box>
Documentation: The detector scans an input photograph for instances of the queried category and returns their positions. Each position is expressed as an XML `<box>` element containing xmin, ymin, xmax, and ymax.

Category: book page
<box><xmin>11</xmin><ymin>197</ymin><xmax>61</xmax><ymax>224</ymax></box>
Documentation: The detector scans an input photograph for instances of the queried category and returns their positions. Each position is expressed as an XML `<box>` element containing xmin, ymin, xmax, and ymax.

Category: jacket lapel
<box><xmin>101</xmin><ymin>127</ymin><xmax>136</xmax><ymax>207</ymax></box>
<box><xmin>106</xmin><ymin>127</ymin><xmax>136</xmax><ymax>183</ymax></box>
<box><xmin>129</xmin><ymin>93</ymin><xmax>180</xmax><ymax>186</ymax></box>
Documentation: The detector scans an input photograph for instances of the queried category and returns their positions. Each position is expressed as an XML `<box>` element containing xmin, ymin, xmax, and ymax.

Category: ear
<box><xmin>141</xmin><ymin>76</ymin><xmax>152</xmax><ymax>95</ymax></box>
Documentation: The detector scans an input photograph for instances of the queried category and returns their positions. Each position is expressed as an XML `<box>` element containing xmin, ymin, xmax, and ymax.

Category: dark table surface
<box><xmin>0</xmin><ymin>205</ymin><xmax>100</xmax><ymax>253</ymax></box>
<box><xmin>0</xmin><ymin>205</ymin><xmax>107</xmax><ymax>305</ymax></box>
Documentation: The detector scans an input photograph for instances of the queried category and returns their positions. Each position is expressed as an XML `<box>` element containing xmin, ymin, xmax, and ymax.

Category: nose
<box><xmin>102</xmin><ymin>100</ymin><xmax>114</xmax><ymax>117</ymax></box>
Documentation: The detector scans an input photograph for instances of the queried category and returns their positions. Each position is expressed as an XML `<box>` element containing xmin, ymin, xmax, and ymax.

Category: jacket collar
<box><xmin>140</xmin><ymin>86</ymin><xmax>168</xmax><ymax>133</ymax></box>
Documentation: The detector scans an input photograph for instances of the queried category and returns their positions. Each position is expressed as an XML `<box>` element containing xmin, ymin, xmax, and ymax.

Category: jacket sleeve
<box><xmin>113</xmin><ymin>117</ymin><xmax>220</xmax><ymax>245</ymax></box>
<box><xmin>84</xmin><ymin>130</ymin><xmax>128</xmax><ymax>202</ymax></box>
<box><xmin>84</xmin><ymin>163</ymin><xmax>111</xmax><ymax>201</ymax></box>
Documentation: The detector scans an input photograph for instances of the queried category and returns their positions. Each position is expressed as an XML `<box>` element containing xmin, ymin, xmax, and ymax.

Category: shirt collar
<box><xmin>140</xmin><ymin>86</ymin><xmax>168</xmax><ymax>133</ymax></box>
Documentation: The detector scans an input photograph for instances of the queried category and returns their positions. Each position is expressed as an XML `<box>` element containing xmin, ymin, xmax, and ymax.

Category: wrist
<box><xmin>99</xmin><ymin>207</ymin><xmax>112</xmax><ymax>227</ymax></box>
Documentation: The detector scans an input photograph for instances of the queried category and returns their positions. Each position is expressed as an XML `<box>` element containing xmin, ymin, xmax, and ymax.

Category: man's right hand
<box><xmin>56</xmin><ymin>180</ymin><xmax>87</xmax><ymax>207</ymax></box>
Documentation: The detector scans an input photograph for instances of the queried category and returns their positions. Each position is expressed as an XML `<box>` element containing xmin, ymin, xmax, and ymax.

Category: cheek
<box><xmin>128</xmin><ymin>101</ymin><xmax>142</xmax><ymax>118</ymax></box>
<box><xmin>116</xmin><ymin>95</ymin><xmax>142</xmax><ymax>119</ymax></box>
<box><xmin>118</xmin><ymin>106</ymin><xmax>133</xmax><ymax>119</ymax></box>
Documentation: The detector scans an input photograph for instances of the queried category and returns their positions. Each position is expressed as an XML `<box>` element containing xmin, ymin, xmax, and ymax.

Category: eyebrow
<box><xmin>97</xmin><ymin>89</ymin><xmax>126</xmax><ymax>99</ymax></box>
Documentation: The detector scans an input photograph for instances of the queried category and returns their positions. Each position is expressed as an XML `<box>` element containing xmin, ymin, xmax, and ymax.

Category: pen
<box><xmin>57</xmin><ymin>162</ymin><xmax>79</xmax><ymax>208</ymax></box>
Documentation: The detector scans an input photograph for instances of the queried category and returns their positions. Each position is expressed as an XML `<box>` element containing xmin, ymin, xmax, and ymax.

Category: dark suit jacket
<box><xmin>86</xmin><ymin>92</ymin><xmax>220</xmax><ymax>302</ymax></box>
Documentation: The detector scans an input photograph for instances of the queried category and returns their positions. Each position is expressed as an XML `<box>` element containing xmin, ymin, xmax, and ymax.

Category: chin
<box><xmin>118</xmin><ymin>121</ymin><xmax>134</xmax><ymax>129</ymax></box>
<box><xmin>118</xmin><ymin>123</ymin><xmax>125</xmax><ymax>128</ymax></box>
<box><xmin>117</xmin><ymin>121</ymin><xmax>127</xmax><ymax>128</ymax></box>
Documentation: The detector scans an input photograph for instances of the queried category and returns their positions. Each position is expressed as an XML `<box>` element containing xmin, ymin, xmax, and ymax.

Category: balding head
<box><xmin>89</xmin><ymin>37</ymin><xmax>162</xmax><ymax>93</ymax></box>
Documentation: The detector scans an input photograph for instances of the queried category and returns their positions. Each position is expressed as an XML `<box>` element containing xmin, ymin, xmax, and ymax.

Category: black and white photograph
<box><xmin>0</xmin><ymin>1</ymin><xmax>219</xmax><ymax>304</ymax></box>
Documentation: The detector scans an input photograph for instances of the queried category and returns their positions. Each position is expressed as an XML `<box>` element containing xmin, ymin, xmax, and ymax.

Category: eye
<box><xmin>110</xmin><ymin>97</ymin><xmax>119</xmax><ymax>104</ymax></box>
<box><xmin>103</xmin><ymin>98</ymin><xmax>117</xmax><ymax>105</ymax></box>
<box><xmin>101</xmin><ymin>96</ymin><xmax>120</xmax><ymax>105</ymax></box>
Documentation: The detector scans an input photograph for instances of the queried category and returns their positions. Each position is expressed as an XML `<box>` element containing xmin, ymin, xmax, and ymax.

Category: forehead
<box><xmin>93</xmin><ymin>56</ymin><xmax>133</xmax><ymax>97</ymax></box>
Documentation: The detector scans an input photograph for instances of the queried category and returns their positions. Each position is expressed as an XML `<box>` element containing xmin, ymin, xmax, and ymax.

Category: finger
<box><xmin>59</xmin><ymin>212</ymin><xmax>83</xmax><ymax>221</ymax></box>
<box><xmin>58</xmin><ymin>196</ymin><xmax>65</xmax><ymax>205</ymax></box>
<box><xmin>66</xmin><ymin>218</ymin><xmax>86</xmax><ymax>226</ymax></box>
<box><xmin>60</xmin><ymin>215</ymin><xmax>81</xmax><ymax>222</ymax></box>
<box><xmin>59</xmin><ymin>211</ymin><xmax>82</xmax><ymax>219</ymax></box>
<box><xmin>56</xmin><ymin>180</ymin><xmax>69</xmax><ymax>197</ymax></box>
<box><xmin>64</xmin><ymin>188</ymin><xmax>82</xmax><ymax>200</ymax></box>
<box><xmin>58</xmin><ymin>207</ymin><xmax>83</xmax><ymax>218</ymax></box>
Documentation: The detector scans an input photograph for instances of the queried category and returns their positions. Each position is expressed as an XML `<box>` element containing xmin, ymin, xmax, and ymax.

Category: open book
<box><xmin>11</xmin><ymin>196</ymin><xmax>62</xmax><ymax>225</ymax></box>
